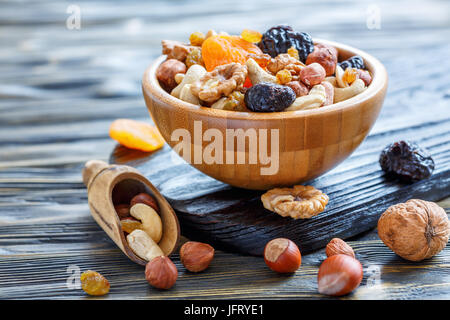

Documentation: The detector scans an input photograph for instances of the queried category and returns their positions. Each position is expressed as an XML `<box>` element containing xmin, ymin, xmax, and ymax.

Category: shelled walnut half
<box><xmin>191</xmin><ymin>62</ymin><xmax>248</xmax><ymax>103</ymax></box>
<box><xmin>261</xmin><ymin>185</ymin><xmax>329</xmax><ymax>219</ymax></box>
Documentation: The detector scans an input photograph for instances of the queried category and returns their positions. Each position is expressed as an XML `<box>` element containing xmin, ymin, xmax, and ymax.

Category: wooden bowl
<box><xmin>142</xmin><ymin>39</ymin><xmax>388</xmax><ymax>190</ymax></box>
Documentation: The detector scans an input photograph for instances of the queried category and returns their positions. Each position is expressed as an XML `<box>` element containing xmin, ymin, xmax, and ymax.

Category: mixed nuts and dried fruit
<box><xmin>156</xmin><ymin>25</ymin><xmax>373</xmax><ymax>112</ymax></box>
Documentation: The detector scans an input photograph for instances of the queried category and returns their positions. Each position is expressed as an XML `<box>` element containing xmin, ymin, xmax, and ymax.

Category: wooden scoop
<box><xmin>82</xmin><ymin>160</ymin><xmax>180</xmax><ymax>266</ymax></box>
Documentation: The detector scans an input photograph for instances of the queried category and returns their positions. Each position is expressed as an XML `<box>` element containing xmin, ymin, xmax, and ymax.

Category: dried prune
<box><xmin>258</xmin><ymin>25</ymin><xmax>314</xmax><ymax>62</ymax></box>
<box><xmin>244</xmin><ymin>82</ymin><xmax>296</xmax><ymax>112</ymax></box>
<box><xmin>339</xmin><ymin>55</ymin><xmax>365</xmax><ymax>70</ymax></box>
<box><xmin>379</xmin><ymin>140</ymin><xmax>435</xmax><ymax>181</ymax></box>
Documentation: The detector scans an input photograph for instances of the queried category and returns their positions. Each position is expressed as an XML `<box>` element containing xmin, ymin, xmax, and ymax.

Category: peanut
<box><xmin>357</xmin><ymin>69</ymin><xmax>372</xmax><ymax>86</ymax></box>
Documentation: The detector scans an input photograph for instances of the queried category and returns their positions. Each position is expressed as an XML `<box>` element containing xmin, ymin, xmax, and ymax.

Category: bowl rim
<box><xmin>142</xmin><ymin>38</ymin><xmax>388</xmax><ymax>120</ymax></box>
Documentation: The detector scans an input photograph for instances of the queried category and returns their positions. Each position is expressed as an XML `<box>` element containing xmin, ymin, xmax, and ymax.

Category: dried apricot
<box><xmin>109</xmin><ymin>119</ymin><xmax>165</xmax><ymax>152</ymax></box>
<box><xmin>201</xmin><ymin>35</ymin><xmax>263</xmax><ymax>72</ymax></box>
<box><xmin>80</xmin><ymin>270</ymin><xmax>110</xmax><ymax>296</ymax></box>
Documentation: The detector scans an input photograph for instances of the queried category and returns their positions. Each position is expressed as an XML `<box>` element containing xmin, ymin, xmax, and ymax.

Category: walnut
<box><xmin>267</xmin><ymin>54</ymin><xmax>305</xmax><ymax>80</ymax></box>
<box><xmin>162</xmin><ymin>40</ymin><xmax>197</xmax><ymax>62</ymax></box>
<box><xmin>377</xmin><ymin>199</ymin><xmax>450</xmax><ymax>261</ymax></box>
<box><xmin>261</xmin><ymin>185</ymin><xmax>329</xmax><ymax>219</ymax></box>
<box><xmin>190</xmin><ymin>63</ymin><xmax>247</xmax><ymax>103</ymax></box>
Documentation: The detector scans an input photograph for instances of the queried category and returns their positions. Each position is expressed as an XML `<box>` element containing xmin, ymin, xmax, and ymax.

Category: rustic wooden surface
<box><xmin>1</xmin><ymin>0</ymin><xmax>450</xmax><ymax>300</ymax></box>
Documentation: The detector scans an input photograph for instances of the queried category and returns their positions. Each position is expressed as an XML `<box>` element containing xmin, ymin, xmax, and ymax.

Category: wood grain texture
<box><xmin>1</xmin><ymin>0</ymin><xmax>450</xmax><ymax>300</ymax></box>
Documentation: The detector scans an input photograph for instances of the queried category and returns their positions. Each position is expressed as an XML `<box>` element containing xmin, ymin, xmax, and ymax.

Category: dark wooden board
<box><xmin>2</xmin><ymin>0</ymin><xmax>450</xmax><ymax>300</ymax></box>
<box><xmin>111</xmin><ymin>116</ymin><xmax>450</xmax><ymax>255</ymax></box>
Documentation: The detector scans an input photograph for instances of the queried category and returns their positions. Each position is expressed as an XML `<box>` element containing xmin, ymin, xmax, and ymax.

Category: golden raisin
<box><xmin>185</xmin><ymin>47</ymin><xmax>204</xmax><ymax>68</ymax></box>
<box><xmin>189</xmin><ymin>31</ymin><xmax>205</xmax><ymax>46</ymax></box>
<box><xmin>287</xmin><ymin>46</ymin><xmax>300</xmax><ymax>60</ymax></box>
<box><xmin>343</xmin><ymin>67</ymin><xmax>358</xmax><ymax>85</ymax></box>
<box><xmin>276</xmin><ymin>69</ymin><xmax>292</xmax><ymax>85</ymax></box>
<box><xmin>120</xmin><ymin>218</ymin><xmax>143</xmax><ymax>234</ymax></box>
<box><xmin>224</xmin><ymin>91</ymin><xmax>246</xmax><ymax>111</ymax></box>
<box><xmin>109</xmin><ymin>119</ymin><xmax>165</xmax><ymax>152</ymax></box>
<box><xmin>80</xmin><ymin>270</ymin><xmax>110</xmax><ymax>296</ymax></box>
<box><xmin>241</xmin><ymin>29</ymin><xmax>262</xmax><ymax>43</ymax></box>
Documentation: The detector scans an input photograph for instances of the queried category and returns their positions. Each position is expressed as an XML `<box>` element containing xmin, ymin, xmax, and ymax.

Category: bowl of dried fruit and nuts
<box><xmin>142</xmin><ymin>25</ymin><xmax>388</xmax><ymax>190</ymax></box>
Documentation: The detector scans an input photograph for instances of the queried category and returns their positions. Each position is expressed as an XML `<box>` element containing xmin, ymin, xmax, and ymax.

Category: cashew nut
<box><xmin>285</xmin><ymin>84</ymin><xmax>326</xmax><ymax>111</ymax></box>
<box><xmin>174</xmin><ymin>73</ymin><xmax>185</xmax><ymax>84</ymax></box>
<box><xmin>127</xmin><ymin>229</ymin><xmax>164</xmax><ymax>262</ymax></box>
<box><xmin>210</xmin><ymin>97</ymin><xmax>228</xmax><ymax>110</ymax></box>
<box><xmin>245</xmin><ymin>58</ymin><xmax>277</xmax><ymax>85</ymax></box>
<box><xmin>130</xmin><ymin>203</ymin><xmax>163</xmax><ymax>243</ymax></box>
<box><xmin>334</xmin><ymin>79</ymin><xmax>365</xmax><ymax>103</ymax></box>
<box><xmin>179</xmin><ymin>84</ymin><xmax>200</xmax><ymax>105</ymax></box>
<box><xmin>335</xmin><ymin>65</ymin><xmax>348</xmax><ymax>88</ymax></box>
<box><xmin>324</xmin><ymin>76</ymin><xmax>337</xmax><ymax>87</ymax></box>
<box><xmin>171</xmin><ymin>64</ymin><xmax>206</xmax><ymax>98</ymax></box>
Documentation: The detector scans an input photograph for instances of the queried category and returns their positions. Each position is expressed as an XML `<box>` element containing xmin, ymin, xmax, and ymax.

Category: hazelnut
<box><xmin>180</xmin><ymin>241</ymin><xmax>215</xmax><ymax>272</ymax></box>
<box><xmin>264</xmin><ymin>238</ymin><xmax>301</xmax><ymax>273</ymax></box>
<box><xmin>156</xmin><ymin>59</ymin><xmax>187</xmax><ymax>91</ymax></box>
<box><xmin>306</xmin><ymin>44</ymin><xmax>338</xmax><ymax>76</ymax></box>
<box><xmin>377</xmin><ymin>199</ymin><xmax>450</xmax><ymax>261</ymax></box>
<box><xmin>357</xmin><ymin>69</ymin><xmax>372</xmax><ymax>86</ymax></box>
<box><xmin>317</xmin><ymin>254</ymin><xmax>363</xmax><ymax>296</ymax></box>
<box><xmin>130</xmin><ymin>193</ymin><xmax>159</xmax><ymax>212</ymax></box>
<box><xmin>326</xmin><ymin>238</ymin><xmax>355</xmax><ymax>258</ymax></box>
<box><xmin>114</xmin><ymin>203</ymin><xmax>130</xmax><ymax>219</ymax></box>
<box><xmin>299</xmin><ymin>63</ymin><xmax>326</xmax><ymax>86</ymax></box>
<box><xmin>285</xmin><ymin>81</ymin><xmax>309</xmax><ymax>97</ymax></box>
<box><xmin>145</xmin><ymin>256</ymin><xmax>178</xmax><ymax>290</ymax></box>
